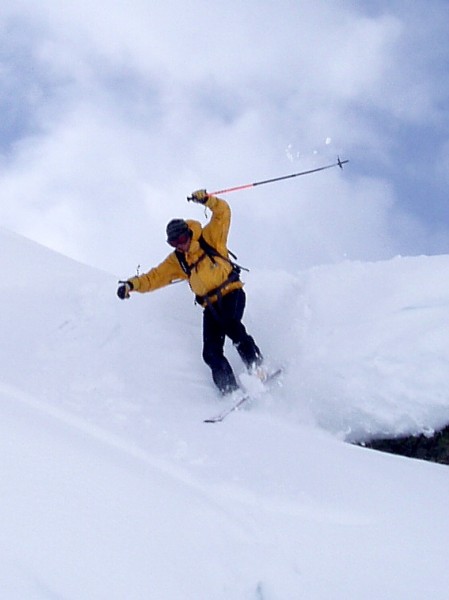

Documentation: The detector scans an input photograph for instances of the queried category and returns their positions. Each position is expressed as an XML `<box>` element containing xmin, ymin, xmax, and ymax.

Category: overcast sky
<box><xmin>1</xmin><ymin>0</ymin><xmax>449</xmax><ymax>275</ymax></box>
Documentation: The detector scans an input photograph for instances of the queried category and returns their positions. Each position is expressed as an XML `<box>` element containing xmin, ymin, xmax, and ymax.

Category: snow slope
<box><xmin>1</xmin><ymin>227</ymin><xmax>449</xmax><ymax>599</ymax></box>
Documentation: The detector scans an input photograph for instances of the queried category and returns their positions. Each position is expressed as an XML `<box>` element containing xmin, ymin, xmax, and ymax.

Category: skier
<box><xmin>117</xmin><ymin>189</ymin><xmax>264</xmax><ymax>395</ymax></box>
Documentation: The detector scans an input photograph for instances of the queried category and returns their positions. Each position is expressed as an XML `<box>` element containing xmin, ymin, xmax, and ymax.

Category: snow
<box><xmin>1</xmin><ymin>226</ymin><xmax>449</xmax><ymax>599</ymax></box>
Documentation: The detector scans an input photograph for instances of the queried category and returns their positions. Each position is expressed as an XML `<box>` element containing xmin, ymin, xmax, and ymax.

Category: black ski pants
<box><xmin>202</xmin><ymin>288</ymin><xmax>262</xmax><ymax>394</ymax></box>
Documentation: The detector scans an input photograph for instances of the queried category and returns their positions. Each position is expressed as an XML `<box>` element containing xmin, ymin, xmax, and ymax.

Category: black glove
<box><xmin>188</xmin><ymin>189</ymin><xmax>209</xmax><ymax>204</ymax></box>
<box><xmin>117</xmin><ymin>280</ymin><xmax>133</xmax><ymax>299</ymax></box>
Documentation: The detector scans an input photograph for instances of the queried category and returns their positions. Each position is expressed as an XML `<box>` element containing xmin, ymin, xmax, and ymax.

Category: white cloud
<box><xmin>0</xmin><ymin>0</ymin><xmax>448</xmax><ymax>273</ymax></box>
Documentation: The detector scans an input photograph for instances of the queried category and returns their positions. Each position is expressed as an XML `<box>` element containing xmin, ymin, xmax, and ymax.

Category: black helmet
<box><xmin>166</xmin><ymin>219</ymin><xmax>190</xmax><ymax>244</ymax></box>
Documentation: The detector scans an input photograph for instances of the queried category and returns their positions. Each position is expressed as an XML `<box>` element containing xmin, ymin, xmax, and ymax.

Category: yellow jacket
<box><xmin>129</xmin><ymin>196</ymin><xmax>243</xmax><ymax>305</ymax></box>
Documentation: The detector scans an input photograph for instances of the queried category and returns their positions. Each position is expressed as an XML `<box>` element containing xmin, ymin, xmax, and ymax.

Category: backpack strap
<box><xmin>194</xmin><ymin>268</ymin><xmax>241</xmax><ymax>307</ymax></box>
<box><xmin>199</xmin><ymin>236</ymin><xmax>249</xmax><ymax>273</ymax></box>
<box><xmin>174</xmin><ymin>235</ymin><xmax>249</xmax><ymax>278</ymax></box>
<box><xmin>175</xmin><ymin>250</ymin><xmax>192</xmax><ymax>276</ymax></box>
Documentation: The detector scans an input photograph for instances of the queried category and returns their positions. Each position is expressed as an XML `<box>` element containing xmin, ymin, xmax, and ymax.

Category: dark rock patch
<box><xmin>359</xmin><ymin>425</ymin><xmax>449</xmax><ymax>465</ymax></box>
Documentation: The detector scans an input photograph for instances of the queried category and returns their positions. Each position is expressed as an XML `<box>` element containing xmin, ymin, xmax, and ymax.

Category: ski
<box><xmin>204</xmin><ymin>368</ymin><xmax>283</xmax><ymax>423</ymax></box>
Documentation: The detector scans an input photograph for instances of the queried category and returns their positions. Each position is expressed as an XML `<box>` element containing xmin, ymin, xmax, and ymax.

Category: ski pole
<box><xmin>187</xmin><ymin>157</ymin><xmax>349</xmax><ymax>200</ymax></box>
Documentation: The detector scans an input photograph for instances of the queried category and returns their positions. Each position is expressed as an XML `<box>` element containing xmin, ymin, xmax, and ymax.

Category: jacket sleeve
<box><xmin>128</xmin><ymin>252</ymin><xmax>187</xmax><ymax>293</ymax></box>
<box><xmin>202</xmin><ymin>195</ymin><xmax>231</xmax><ymax>252</ymax></box>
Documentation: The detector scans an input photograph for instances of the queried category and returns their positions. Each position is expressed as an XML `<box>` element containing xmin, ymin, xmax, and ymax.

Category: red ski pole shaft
<box><xmin>207</xmin><ymin>157</ymin><xmax>349</xmax><ymax>197</ymax></box>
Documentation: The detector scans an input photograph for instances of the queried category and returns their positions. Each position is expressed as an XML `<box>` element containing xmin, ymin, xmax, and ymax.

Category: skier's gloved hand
<box><xmin>117</xmin><ymin>280</ymin><xmax>133</xmax><ymax>300</ymax></box>
<box><xmin>189</xmin><ymin>189</ymin><xmax>209</xmax><ymax>204</ymax></box>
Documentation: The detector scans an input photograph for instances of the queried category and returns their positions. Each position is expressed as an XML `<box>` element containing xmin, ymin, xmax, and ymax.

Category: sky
<box><xmin>1</xmin><ymin>0</ymin><xmax>449</xmax><ymax>275</ymax></box>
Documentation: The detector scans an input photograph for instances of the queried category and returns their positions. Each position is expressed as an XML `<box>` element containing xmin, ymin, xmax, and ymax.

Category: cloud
<box><xmin>0</xmin><ymin>0</ymin><xmax>448</xmax><ymax>274</ymax></box>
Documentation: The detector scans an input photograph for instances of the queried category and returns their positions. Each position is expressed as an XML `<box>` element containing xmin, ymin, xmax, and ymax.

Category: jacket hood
<box><xmin>185</xmin><ymin>219</ymin><xmax>202</xmax><ymax>241</ymax></box>
<box><xmin>182</xmin><ymin>220</ymin><xmax>202</xmax><ymax>256</ymax></box>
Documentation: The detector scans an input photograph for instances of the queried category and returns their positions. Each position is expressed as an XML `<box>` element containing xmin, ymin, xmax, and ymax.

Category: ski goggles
<box><xmin>167</xmin><ymin>232</ymin><xmax>191</xmax><ymax>248</ymax></box>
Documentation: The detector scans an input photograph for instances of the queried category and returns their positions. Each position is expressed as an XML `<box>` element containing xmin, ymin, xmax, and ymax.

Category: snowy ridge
<box><xmin>2</xmin><ymin>228</ymin><xmax>449</xmax><ymax>599</ymax></box>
